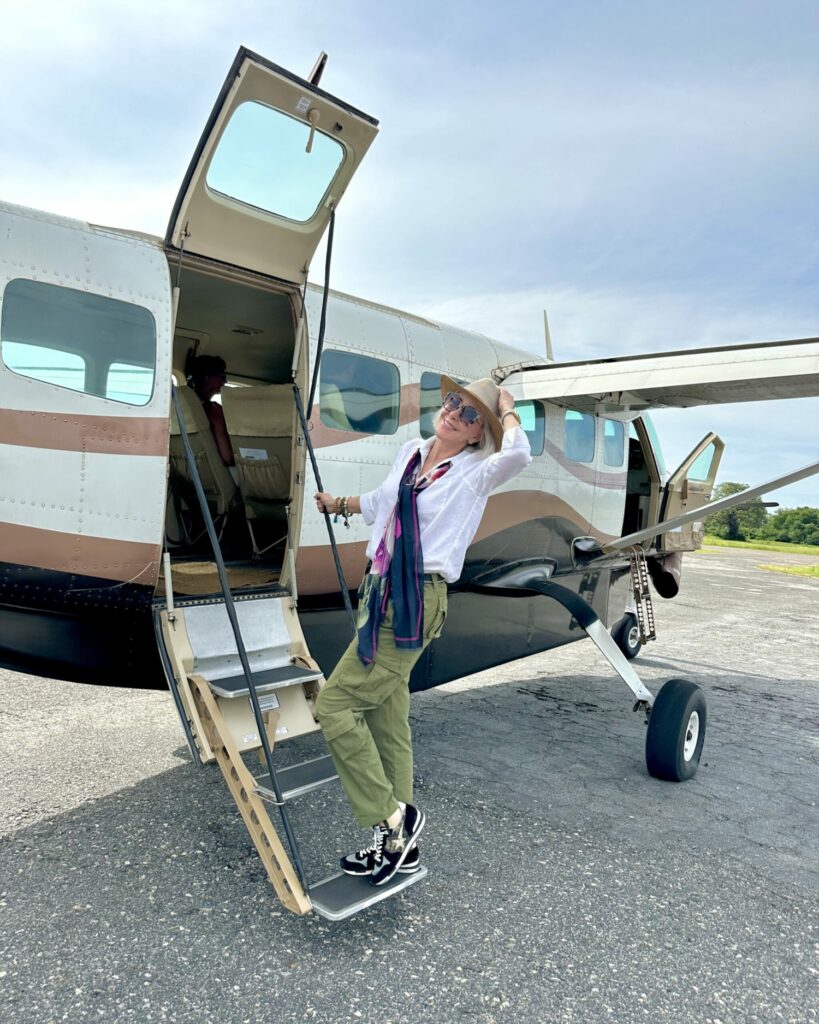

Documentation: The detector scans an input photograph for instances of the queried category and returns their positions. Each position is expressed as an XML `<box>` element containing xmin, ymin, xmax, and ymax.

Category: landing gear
<box><xmin>475</xmin><ymin>572</ymin><xmax>707</xmax><ymax>783</ymax></box>
<box><xmin>611</xmin><ymin>613</ymin><xmax>642</xmax><ymax>660</ymax></box>
<box><xmin>645</xmin><ymin>678</ymin><xmax>707</xmax><ymax>781</ymax></box>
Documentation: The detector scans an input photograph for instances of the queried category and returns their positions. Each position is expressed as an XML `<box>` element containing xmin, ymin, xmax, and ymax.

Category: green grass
<box><xmin>702</xmin><ymin>535</ymin><xmax>819</xmax><ymax>556</ymax></box>
<box><xmin>757</xmin><ymin>564</ymin><xmax>819</xmax><ymax>578</ymax></box>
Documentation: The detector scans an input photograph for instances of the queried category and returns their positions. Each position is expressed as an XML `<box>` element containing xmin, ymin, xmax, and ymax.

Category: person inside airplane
<box><xmin>313</xmin><ymin>377</ymin><xmax>532</xmax><ymax>886</ymax></box>
<box><xmin>187</xmin><ymin>354</ymin><xmax>235</xmax><ymax>467</ymax></box>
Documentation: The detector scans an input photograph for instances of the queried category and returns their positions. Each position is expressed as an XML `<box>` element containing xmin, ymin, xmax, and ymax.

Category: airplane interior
<box><xmin>165</xmin><ymin>261</ymin><xmax>301</xmax><ymax>590</ymax></box>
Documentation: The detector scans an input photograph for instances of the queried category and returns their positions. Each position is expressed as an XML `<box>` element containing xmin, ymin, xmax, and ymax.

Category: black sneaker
<box><xmin>340</xmin><ymin>824</ymin><xmax>389</xmax><ymax>876</ymax></box>
<box><xmin>370</xmin><ymin>803</ymin><xmax>425</xmax><ymax>887</ymax></box>
<box><xmin>341</xmin><ymin>829</ymin><xmax>422</xmax><ymax>877</ymax></box>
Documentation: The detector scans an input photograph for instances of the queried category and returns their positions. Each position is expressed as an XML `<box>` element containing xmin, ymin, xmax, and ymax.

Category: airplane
<box><xmin>1</xmin><ymin>46</ymin><xmax>817</xmax><ymax>920</ymax></box>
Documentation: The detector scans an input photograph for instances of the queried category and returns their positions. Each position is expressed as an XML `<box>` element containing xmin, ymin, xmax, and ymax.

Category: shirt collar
<box><xmin>415</xmin><ymin>435</ymin><xmax>476</xmax><ymax>468</ymax></box>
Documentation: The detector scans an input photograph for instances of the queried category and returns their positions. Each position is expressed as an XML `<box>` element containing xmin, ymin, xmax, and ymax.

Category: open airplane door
<box><xmin>660</xmin><ymin>432</ymin><xmax>725</xmax><ymax>552</ymax></box>
<box><xmin>166</xmin><ymin>47</ymin><xmax>379</xmax><ymax>284</ymax></box>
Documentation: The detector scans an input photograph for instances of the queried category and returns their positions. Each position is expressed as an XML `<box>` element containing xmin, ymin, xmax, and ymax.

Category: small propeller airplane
<box><xmin>1</xmin><ymin>47</ymin><xmax>817</xmax><ymax>919</ymax></box>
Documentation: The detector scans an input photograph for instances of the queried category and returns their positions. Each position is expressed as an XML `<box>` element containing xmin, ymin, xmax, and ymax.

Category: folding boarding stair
<box><xmin>156</xmin><ymin>591</ymin><xmax>428</xmax><ymax>921</ymax></box>
<box><xmin>158</xmin><ymin>383</ymin><xmax>428</xmax><ymax>921</ymax></box>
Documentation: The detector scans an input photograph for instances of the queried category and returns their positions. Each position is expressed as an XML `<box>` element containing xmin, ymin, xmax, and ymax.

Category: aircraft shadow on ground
<box><xmin>0</xmin><ymin>665</ymin><xmax>812</xmax><ymax>950</ymax></box>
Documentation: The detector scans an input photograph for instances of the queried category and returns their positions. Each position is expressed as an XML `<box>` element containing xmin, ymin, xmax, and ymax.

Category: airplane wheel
<box><xmin>611</xmin><ymin>613</ymin><xmax>642</xmax><ymax>660</ymax></box>
<box><xmin>646</xmin><ymin>679</ymin><xmax>706</xmax><ymax>782</ymax></box>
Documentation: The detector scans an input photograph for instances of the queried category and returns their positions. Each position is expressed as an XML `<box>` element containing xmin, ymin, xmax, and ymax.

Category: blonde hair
<box><xmin>432</xmin><ymin>408</ymin><xmax>497</xmax><ymax>457</ymax></box>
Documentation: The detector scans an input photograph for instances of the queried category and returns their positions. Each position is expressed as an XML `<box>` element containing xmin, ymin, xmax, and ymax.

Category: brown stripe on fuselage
<box><xmin>295</xmin><ymin>490</ymin><xmax>618</xmax><ymax>595</ymax></box>
<box><xmin>473</xmin><ymin>490</ymin><xmax>617</xmax><ymax>545</ymax></box>
<box><xmin>0</xmin><ymin>409</ymin><xmax>169</xmax><ymax>456</ymax></box>
<box><xmin>0</xmin><ymin>522</ymin><xmax>160</xmax><ymax>585</ymax></box>
<box><xmin>296</xmin><ymin>540</ymin><xmax>370</xmax><ymax>596</ymax></box>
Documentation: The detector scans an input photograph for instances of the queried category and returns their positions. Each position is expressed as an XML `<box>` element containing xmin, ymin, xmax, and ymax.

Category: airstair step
<box><xmin>208</xmin><ymin>665</ymin><xmax>322</xmax><ymax>698</ymax></box>
<box><xmin>309</xmin><ymin>866</ymin><xmax>429</xmax><ymax>921</ymax></box>
<box><xmin>254</xmin><ymin>754</ymin><xmax>338</xmax><ymax>802</ymax></box>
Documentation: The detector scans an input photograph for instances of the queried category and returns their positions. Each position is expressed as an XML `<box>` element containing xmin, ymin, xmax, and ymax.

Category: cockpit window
<box><xmin>207</xmin><ymin>100</ymin><xmax>345</xmax><ymax>223</ymax></box>
<box><xmin>641</xmin><ymin>413</ymin><xmax>667</xmax><ymax>477</ymax></box>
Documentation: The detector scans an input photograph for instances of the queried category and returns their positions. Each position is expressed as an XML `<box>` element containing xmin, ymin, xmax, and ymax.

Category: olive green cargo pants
<box><xmin>316</xmin><ymin>576</ymin><xmax>447</xmax><ymax>827</ymax></box>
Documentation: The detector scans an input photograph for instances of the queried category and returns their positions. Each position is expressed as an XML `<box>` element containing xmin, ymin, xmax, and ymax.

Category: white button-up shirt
<box><xmin>359</xmin><ymin>427</ymin><xmax>532</xmax><ymax>583</ymax></box>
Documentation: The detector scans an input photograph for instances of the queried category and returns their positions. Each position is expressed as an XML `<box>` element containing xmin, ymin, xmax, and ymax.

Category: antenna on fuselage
<box><xmin>308</xmin><ymin>51</ymin><xmax>328</xmax><ymax>86</ymax></box>
<box><xmin>543</xmin><ymin>310</ymin><xmax>554</xmax><ymax>362</ymax></box>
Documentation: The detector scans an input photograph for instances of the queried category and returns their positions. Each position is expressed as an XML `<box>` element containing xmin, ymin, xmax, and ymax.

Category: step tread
<box><xmin>254</xmin><ymin>754</ymin><xmax>338</xmax><ymax>801</ymax></box>
<box><xmin>309</xmin><ymin>866</ymin><xmax>428</xmax><ymax>921</ymax></box>
<box><xmin>206</xmin><ymin>664</ymin><xmax>322</xmax><ymax>698</ymax></box>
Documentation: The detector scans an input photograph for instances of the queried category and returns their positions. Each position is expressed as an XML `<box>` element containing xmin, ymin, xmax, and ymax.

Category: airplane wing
<box><xmin>494</xmin><ymin>337</ymin><xmax>819</xmax><ymax>417</ymax></box>
<box><xmin>495</xmin><ymin>336</ymin><xmax>819</xmax><ymax>560</ymax></box>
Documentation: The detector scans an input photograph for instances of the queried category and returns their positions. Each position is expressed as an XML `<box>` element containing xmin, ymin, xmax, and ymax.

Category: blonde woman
<box><xmin>314</xmin><ymin>377</ymin><xmax>532</xmax><ymax>886</ymax></box>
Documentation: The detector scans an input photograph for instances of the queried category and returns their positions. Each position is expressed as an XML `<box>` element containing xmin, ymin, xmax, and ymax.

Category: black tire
<box><xmin>611</xmin><ymin>613</ymin><xmax>642</xmax><ymax>660</ymax></box>
<box><xmin>646</xmin><ymin>678</ymin><xmax>707</xmax><ymax>781</ymax></box>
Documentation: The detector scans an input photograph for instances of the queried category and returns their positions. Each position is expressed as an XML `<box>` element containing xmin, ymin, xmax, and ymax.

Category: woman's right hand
<box><xmin>315</xmin><ymin>491</ymin><xmax>335</xmax><ymax>514</ymax></box>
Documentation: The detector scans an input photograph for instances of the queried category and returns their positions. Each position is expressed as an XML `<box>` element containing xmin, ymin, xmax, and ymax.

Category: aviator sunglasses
<box><xmin>442</xmin><ymin>391</ymin><xmax>482</xmax><ymax>425</ymax></box>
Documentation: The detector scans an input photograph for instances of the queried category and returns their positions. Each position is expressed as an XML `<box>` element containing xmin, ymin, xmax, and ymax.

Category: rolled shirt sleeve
<box><xmin>471</xmin><ymin>425</ymin><xmax>532</xmax><ymax>496</ymax></box>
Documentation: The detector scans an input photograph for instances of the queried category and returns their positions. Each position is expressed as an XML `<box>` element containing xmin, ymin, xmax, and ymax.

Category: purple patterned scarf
<box><xmin>356</xmin><ymin>449</ymin><xmax>451</xmax><ymax>665</ymax></box>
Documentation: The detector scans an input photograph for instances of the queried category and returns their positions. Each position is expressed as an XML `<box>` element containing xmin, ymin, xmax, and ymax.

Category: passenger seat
<box><xmin>221</xmin><ymin>384</ymin><xmax>294</xmax><ymax>553</ymax></box>
<box><xmin>169</xmin><ymin>386</ymin><xmax>239</xmax><ymax>520</ymax></box>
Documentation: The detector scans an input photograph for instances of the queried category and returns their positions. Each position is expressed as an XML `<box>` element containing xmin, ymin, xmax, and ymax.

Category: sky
<box><xmin>1</xmin><ymin>0</ymin><xmax>817</xmax><ymax>504</ymax></box>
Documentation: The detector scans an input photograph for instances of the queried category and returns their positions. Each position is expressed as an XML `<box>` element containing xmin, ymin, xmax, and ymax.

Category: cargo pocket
<box><xmin>424</xmin><ymin>587</ymin><xmax>448</xmax><ymax>640</ymax></box>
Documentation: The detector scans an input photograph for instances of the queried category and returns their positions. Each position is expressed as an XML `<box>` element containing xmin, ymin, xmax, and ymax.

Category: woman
<box><xmin>314</xmin><ymin>376</ymin><xmax>531</xmax><ymax>887</ymax></box>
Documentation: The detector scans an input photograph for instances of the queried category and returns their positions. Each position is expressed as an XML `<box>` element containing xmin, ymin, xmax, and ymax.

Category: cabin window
<box><xmin>518</xmin><ymin>400</ymin><xmax>545</xmax><ymax>456</ymax></box>
<box><xmin>207</xmin><ymin>100</ymin><xmax>345</xmax><ymax>223</ymax></box>
<box><xmin>0</xmin><ymin>279</ymin><xmax>156</xmax><ymax>406</ymax></box>
<box><xmin>319</xmin><ymin>350</ymin><xmax>400</xmax><ymax>435</ymax></box>
<box><xmin>603</xmin><ymin>418</ymin><xmax>625</xmax><ymax>467</ymax></box>
<box><xmin>564</xmin><ymin>409</ymin><xmax>595</xmax><ymax>463</ymax></box>
<box><xmin>419</xmin><ymin>371</ymin><xmax>469</xmax><ymax>439</ymax></box>
<box><xmin>0</xmin><ymin>341</ymin><xmax>86</xmax><ymax>392</ymax></box>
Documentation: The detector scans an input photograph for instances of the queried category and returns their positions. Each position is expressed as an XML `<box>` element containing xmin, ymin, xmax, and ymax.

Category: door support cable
<box><xmin>294</xmin><ymin>384</ymin><xmax>357</xmax><ymax>634</ymax></box>
<box><xmin>306</xmin><ymin>206</ymin><xmax>334</xmax><ymax>420</ymax></box>
<box><xmin>294</xmin><ymin>204</ymin><xmax>356</xmax><ymax>635</ymax></box>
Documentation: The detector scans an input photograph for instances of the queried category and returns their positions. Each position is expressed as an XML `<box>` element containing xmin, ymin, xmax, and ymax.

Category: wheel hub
<box><xmin>683</xmin><ymin>710</ymin><xmax>700</xmax><ymax>761</ymax></box>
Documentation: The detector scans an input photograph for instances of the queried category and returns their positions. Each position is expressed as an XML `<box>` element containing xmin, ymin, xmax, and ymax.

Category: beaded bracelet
<box><xmin>333</xmin><ymin>495</ymin><xmax>352</xmax><ymax>529</ymax></box>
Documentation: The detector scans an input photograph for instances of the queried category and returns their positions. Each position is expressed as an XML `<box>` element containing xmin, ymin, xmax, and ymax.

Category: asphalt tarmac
<box><xmin>1</xmin><ymin>546</ymin><xmax>817</xmax><ymax>1024</ymax></box>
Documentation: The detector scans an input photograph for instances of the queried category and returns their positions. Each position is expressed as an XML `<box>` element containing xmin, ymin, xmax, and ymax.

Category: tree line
<box><xmin>705</xmin><ymin>482</ymin><xmax>819</xmax><ymax>545</ymax></box>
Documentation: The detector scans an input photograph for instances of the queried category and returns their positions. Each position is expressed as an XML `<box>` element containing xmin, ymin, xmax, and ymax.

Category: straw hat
<box><xmin>439</xmin><ymin>375</ymin><xmax>504</xmax><ymax>450</ymax></box>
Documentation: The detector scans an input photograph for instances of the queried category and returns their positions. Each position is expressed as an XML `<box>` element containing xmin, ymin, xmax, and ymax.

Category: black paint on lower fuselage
<box><xmin>0</xmin><ymin>517</ymin><xmax>622</xmax><ymax>689</ymax></box>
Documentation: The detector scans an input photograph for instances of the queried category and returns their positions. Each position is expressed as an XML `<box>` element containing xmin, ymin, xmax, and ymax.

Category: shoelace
<box><xmin>356</xmin><ymin>825</ymin><xmax>388</xmax><ymax>864</ymax></box>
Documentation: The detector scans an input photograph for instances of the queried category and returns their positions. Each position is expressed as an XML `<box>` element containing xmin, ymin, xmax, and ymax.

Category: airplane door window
<box><xmin>319</xmin><ymin>349</ymin><xmax>400</xmax><ymax>435</ymax></box>
<box><xmin>0</xmin><ymin>278</ymin><xmax>156</xmax><ymax>407</ymax></box>
<box><xmin>687</xmin><ymin>442</ymin><xmax>717</xmax><ymax>482</ymax></box>
<box><xmin>206</xmin><ymin>100</ymin><xmax>345</xmax><ymax>223</ymax></box>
